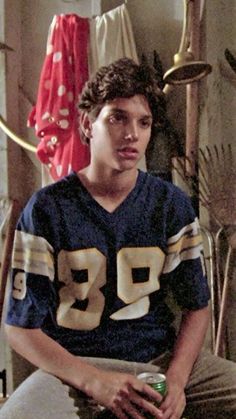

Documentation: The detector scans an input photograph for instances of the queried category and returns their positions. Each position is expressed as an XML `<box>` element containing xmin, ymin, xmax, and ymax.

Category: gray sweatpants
<box><xmin>1</xmin><ymin>350</ymin><xmax>236</xmax><ymax>419</ymax></box>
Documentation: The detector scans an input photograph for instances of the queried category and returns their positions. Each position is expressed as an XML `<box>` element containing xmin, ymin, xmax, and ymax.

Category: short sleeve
<box><xmin>162</xmin><ymin>187</ymin><xmax>210</xmax><ymax>310</ymax></box>
<box><xmin>5</xmin><ymin>194</ymin><xmax>57</xmax><ymax>328</ymax></box>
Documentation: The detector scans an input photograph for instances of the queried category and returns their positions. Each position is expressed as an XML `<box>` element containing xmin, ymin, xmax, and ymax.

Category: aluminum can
<box><xmin>137</xmin><ymin>372</ymin><xmax>167</xmax><ymax>418</ymax></box>
<box><xmin>137</xmin><ymin>372</ymin><xmax>167</xmax><ymax>397</ymax></box>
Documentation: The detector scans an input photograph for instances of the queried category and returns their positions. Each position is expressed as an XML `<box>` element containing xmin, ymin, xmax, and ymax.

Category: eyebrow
<box><xmin>107</xmin><ymin>107</ymin><xmax>153</xmax><ymax>119</ymax></box>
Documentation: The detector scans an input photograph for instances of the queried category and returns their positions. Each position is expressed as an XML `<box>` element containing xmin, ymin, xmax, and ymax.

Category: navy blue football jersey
<box><xmin>6</xmin><ymin>170</ymin><xmax>210</xmax><ymax>362</ymax></box>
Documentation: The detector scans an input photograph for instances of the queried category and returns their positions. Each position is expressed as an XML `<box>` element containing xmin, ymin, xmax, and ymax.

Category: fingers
<box><xmin>133</xmin><ymin>380</ymin><xmax>163</xmax><ymax>405</ymax></box>
<box><xmin>122</xmin><ymin>401</ymin><xmax>143</xmax><ymax>418</ymax></box>
<box><xmin>113</xmin><ymin>399</ymin><xmax>143</xmax><ymax>419</ymax></box>
<box><xmin>112</xmin><ymin>385</ymin><xmax>164</xmax><ymax>419</ymax></box>
<box><xmin>114</xmin><ymin>405</ymin><xmax>130</xmax><ymax>419</ymax></box>
<box><xmin>160</xmin><ymin>391</ymin><xmax>186</xmax><ymax>419</ymax></box>
<box><xmin>92</xmin><ymin>371</ymin><xmax>164</xmax><ymax>418</ymax></box>
<box><xmin>128</xmin><ymin>387</ymin><xmax>164</xmax><ymax>418</ymax></box>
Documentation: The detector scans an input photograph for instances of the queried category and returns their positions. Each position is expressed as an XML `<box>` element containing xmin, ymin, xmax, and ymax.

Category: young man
<box><xmin>1</xmin><ymin>58</ymin><xmax>236</xmax><ymax>419</ymax></box>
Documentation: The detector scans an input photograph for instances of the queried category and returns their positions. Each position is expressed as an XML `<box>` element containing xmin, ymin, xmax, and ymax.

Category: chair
<box><xmin>200</xmin><ymin>226</ymin><xmax>217</xmax><ymax>353</ymax></box>
<box><xmin>0</xmin><ymin>198</ymin><xmax>21</xmax><ymax>324</ymax></box>
<box><xmin>0</xmin><ymin>198</ymin><xmax>22</xmax><ymax>399</ymax></box>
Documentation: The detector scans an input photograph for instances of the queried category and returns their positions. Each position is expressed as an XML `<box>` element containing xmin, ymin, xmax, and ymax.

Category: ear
<box><xmin>79</xmin><ymin>112</ymin><xmax>93</xmax><ymax>140</ymax></box>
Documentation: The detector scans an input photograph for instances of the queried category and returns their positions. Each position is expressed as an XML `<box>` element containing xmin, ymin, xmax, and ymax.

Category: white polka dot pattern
<box><xmin>58</xmin><ymin>85</ymin><xmax>66</xmax><ymax>96</ymax></box>
<box><xmin>27</xmin><ymin>14</ymin><xmax>90</xmax><ymax>180</ymax></box>
<box><xmin>59</xmin><ymin>109</ymin><xmax>69</xmax><ymax>116</ymax></box>
<box><xmin>53</xmin><ymin>51</ymin><xmax>62</xmax><ymax>62</ymax></box>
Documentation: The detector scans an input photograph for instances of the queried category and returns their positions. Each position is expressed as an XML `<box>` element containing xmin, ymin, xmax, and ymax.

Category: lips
<box><xmin>117</xmin><ymin>146</ymin><xmax>138</xmax><ymax>159</ymax></box>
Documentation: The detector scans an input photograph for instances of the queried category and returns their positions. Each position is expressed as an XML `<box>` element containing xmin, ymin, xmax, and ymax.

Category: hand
<box><xmin>84</xmin><ymin>367</ymin><xmax>164</xmax><ymax>418</ymax></box>
<box><xmin>159</xmin><ymin>372</ymin><xmax>186</xmax><ymax>419</ymax></box>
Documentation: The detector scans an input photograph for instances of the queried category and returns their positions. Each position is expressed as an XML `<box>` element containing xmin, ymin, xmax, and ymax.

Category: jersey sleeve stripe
<box><xmin>167</xmin><ymin>217</ymin><xmax>200</xmax><ymax>245</ymax></box>
<box><xmin>163</xmin><ymin>218</ymin><xmax>203</xmax><ymax>274</ymax></box>
<box><xmin>12</xmin><ymin>230</ymin><xmax>55</xmax><ymax>281</ymax></box>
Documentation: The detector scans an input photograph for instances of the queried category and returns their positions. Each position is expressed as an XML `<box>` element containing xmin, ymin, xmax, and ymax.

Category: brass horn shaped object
<box><xmin>0</xmin><ymin>114</ymin><xmax>37</xmax><ymax>153</ymax></box>
<box><xmin>163</xmin><ymin>0</ymin><xmax>212</xmax><ymax>85</ymax></box>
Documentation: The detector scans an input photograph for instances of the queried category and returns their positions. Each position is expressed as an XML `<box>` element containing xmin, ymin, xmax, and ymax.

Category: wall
<box><xmin>199</xmin><ymin>0</ymin><xmax>236</xmax><ymax>151</ymax></box>
<box><xmin>0</xmin><ymin>0</ymin><xmax>23</xmax><ymax>396</ymax></box>
<box><xmin>0</xmin><ymin>0</ymin><xmax>8</xmax><ymax>200</ymax></box>
<box><xmin>0</xmin><ymin>0</ymin><xmax>21</xmax><ymax>200</ymax></box>
<box><xmin>198</xmin><ymin>0</ymin><xmax>236</xmax><ymax>360</ymax></box>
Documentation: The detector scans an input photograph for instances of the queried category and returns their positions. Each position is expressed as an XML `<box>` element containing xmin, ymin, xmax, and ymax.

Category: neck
<box><xmin>78</xmin><ymin>166</ymin><xmax>138</xmax><ymax>195</ymax></box>
<box><xmin>77</xmin><ymin>166</ymin><xmax>139</xmax><ymax>213</ymax></box>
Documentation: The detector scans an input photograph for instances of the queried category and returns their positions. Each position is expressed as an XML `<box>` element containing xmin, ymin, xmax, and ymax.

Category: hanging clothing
<box><xmin>28</xmin><ymin>14</ymin><xmax>90</xmax><ymax>181</ymax></box>
<box><xmin>89</xmin><ymin>4</ymin><xmax>138</xmax><ymax>74</ymax></box>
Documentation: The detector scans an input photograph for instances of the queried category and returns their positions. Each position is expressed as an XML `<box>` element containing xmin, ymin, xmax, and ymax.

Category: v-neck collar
<box><xmin>70</xmin><ymin>170</ymin><xmax>144</xmax><ymax>218</ymax></box>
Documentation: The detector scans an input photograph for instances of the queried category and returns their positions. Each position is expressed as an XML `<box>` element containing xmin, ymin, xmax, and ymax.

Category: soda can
<box><xmin>137</xmin><ymin>372</ymin><xmax>167</xmax><ymax>397</ymax></box>
<box><xmin>137</xmin><ymin>372</ymin><xmax>167</xmax><ymax>418</ymax></box>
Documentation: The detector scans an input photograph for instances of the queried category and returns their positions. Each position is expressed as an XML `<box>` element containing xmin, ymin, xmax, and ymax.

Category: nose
<box><xmin>124</xmin><ymin>122</ymin><xmax>138</xmax><ymax>142</ymax></box>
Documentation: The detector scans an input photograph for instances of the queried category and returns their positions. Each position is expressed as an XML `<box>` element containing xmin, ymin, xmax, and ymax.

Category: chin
<box><xmin>115</xmin><ymin>161</ymin><xmax>138</xmax><ymax>172</ymax></box>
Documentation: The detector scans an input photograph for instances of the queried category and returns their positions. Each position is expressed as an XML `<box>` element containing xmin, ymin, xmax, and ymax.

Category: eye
<box><xmin>139</xmin><ymin>118</ymin><xmax>152</xmax><ymax>129</ymax></box>
<box><xmin>108</xmin><ymin>113</ymin><xmax>127</xmax><ymax>125</ymax></box>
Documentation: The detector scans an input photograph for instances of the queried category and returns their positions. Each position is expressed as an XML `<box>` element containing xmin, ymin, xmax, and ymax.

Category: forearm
<box><xmin>166</xmin><ymin>305</ymin><xmax>210</xmax><ymax>387</ymax></box>
<box><xmin>5</xmin><ymin>324</ymin><xmax>164</xmax><ymax>418</ymax></box>
<box><xmin>4</xmin><ymin>324</ymin><xmax>97</xmax><ymax>391</ymax></box>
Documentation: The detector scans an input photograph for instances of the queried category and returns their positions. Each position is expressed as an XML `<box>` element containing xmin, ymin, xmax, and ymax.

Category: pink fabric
<box><xmin>28</xmin><ymin>14</ymin><xmax>90</xmax><ymax>180</ymax></box>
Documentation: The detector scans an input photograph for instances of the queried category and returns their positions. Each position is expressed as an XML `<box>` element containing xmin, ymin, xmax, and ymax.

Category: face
<box><xmin>82</xmin><ymin>95</ymin><xmax>153</xmax><ymax>173</ymax></box>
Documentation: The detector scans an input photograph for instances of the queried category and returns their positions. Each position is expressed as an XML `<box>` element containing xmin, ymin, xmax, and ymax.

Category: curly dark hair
<box><xmin>78</xmin><ymin>57</ymin><xmax>166</xmax><ymax>142</ymax></box>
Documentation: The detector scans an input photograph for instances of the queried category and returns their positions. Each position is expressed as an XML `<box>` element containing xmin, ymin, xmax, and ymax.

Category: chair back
<box><xmin>0</xmin><ymin>198</ymin><xmax>21</xmax><ymax>323</ymax></box>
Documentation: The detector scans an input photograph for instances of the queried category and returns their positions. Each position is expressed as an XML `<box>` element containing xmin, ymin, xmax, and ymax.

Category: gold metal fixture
<box><xmin>163</xmin><ymin>0</ymin><xmax>212</xmax><ymax>85</ymax></box>
<box><xmin>0</xmin><ymin>115</ymin><xmax>37</xmax><ymax>153</ymax></box>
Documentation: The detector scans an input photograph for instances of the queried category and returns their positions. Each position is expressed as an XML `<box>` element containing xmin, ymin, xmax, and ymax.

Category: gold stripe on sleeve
<box><xmin>12</xmin><ymin>230</ymin><xmax>55</xmax><ymax>281</ymax></box>
<box><xmin>163</xmin><ymin>218</ymin><xmax>203</xmax><ymax>274</ymax></box>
